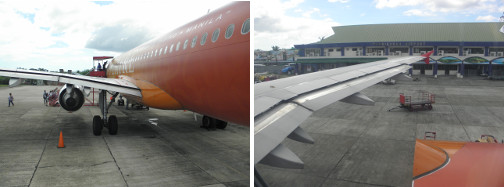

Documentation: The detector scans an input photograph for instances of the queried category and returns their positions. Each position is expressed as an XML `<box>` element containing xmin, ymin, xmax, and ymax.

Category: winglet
<box><xmin>421</xmin><ymin>50</ymin><xmax>434</xmax><ymax>64</ymax></box>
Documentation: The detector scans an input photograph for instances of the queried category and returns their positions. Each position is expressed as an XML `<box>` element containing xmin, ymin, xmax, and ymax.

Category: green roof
<box><xmin>318</xmin><ymin>22</ymin><xmax>504</xmax><ymax>44</ymax></box>
<box><xmin>297</xmin><ymin>57</ymin><xmax>387</xmax><ymax>64</ymax></box>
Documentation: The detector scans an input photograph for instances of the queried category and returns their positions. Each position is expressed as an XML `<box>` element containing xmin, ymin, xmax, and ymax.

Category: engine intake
<box><xmin>59</xmin><ymin>84</ymin><xmax>85</xmax><ymax>111</ymax></box>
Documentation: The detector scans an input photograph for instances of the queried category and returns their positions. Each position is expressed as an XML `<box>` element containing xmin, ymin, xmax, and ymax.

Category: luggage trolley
<box><xmin>389</xmin><ymin>91</ymin><xmax>435</xmax><ymax>112</ymax></box>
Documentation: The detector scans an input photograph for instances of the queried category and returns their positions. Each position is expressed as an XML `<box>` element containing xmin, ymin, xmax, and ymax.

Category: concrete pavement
<box><xmin>256</xmin><ymin>75</ymin><xmax>504</xmax><ymax>187</ymax></box>
<box><xmin>0</xmin><ymin>85</ymin><xmax>249</xmax><ymax>187</ymax></box>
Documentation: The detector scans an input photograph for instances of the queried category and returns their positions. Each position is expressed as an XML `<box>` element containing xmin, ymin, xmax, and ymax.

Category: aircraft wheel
<box><xmin>108</xmin><ymin>115</ymin><xmax>118</xmax><ymax>135</ymax></box>
<box><xmin>201</xmin><ymin>116</ymin><xmax>216</xmax><ymax>130</ymax></box>
<box><xmin>216</xmin><ymin>120</ymin><xmax>228</xmax><ymax>129</ymax></box>
<box><xmin>93</xmin><ymin>115</ymin><xmax>103</xmax><ymax>136</ymax></box>
<box><xmin>201</xmin><ymin>116</ymin><xmax>210</xmax><ymax>128</ymax></box>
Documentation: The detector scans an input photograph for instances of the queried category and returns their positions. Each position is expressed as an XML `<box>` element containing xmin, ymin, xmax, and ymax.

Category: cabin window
<box><xmin>176</xmin><ymin>41</ymin><xmax>181</xmax><ymax>51</ymax></box>
<box><xmin>151</xmin><ymin>51</ymin><xmax>153</xmax><ymax>58</ymax></box>
<box><xmin>191</xmin><ymin>36</ymin><xmax>197</xmax><ymax>48</ymax></box>
<box><xmin>164</xmin><ymin>46</ymin><xmax>168</xmax><ymax>54</ymax></box>
<box><xmin>170</xmin><ymin>44</ymin><xmax>174</xmax><ymax>53</ymax></box>
<box><xmin>201</xmin><ymin>32</ymin><xmax>208</xmax><ymax>45</ymax></box>
<box><xmin>155</xmin><ymin>49</ymin><xmax>158</xmax><ymax>56</ymax></box>
<box><xmin>225</xmin><ymin>24</ymin><xmax>234</xmax><ymax>39</ymax></box>
<box><xmin>212</xmin><ymin>28</ymin><xmax>220</xmax><ymax>43</ymax></box>
<box><xmin>241</xmin><ymin>18</ymin><xmax>250</xmax><ymax>35</ymax></box>
<box><xmin>183</xmin><ymin>39</ymin><xmax>189</xmax><ymax>50</ymax></box>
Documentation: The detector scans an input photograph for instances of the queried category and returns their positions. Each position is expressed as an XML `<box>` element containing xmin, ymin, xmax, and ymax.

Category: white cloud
<box><xmin>403</xmin><ymin>9</ymin><xmax>436</xmax><ymax>16</ymax></box>
<box><xmin>0</xmin><ymin>0</ymin><xmax>234</xmax><ymax>71</ymax></box>
<box><xmin>302</xmin><ymin>8</ymin><xmax>321</xmax><ymax>18</ymax></box>
<box><xmin>374</xmin><ymin>0</ymin><xmax>501</xmax><ymax>16</ymax></box>
<box><xmin>328</xmin><ymin>0</ymin><xmax>350</xmax><ymax>3</ymax></box>
<box><xmin>254</xmin><ymin>0</ymin><xmax>339</xmax><ymax>50</ymax></box>
<box><xmin>476</xmin><ymin>15</ymin><xmax>498</xmax><ymax>21</ymax></box>
<box><xmin>374</xmin><ymin>0</ymin><xmax>420</xmax><ymax>9</ymax></box>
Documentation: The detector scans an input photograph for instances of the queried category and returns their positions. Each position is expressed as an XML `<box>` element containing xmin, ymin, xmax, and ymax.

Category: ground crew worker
<box><xmin>43</xmin><ymin>90</ymin><xmax>48</xmax><ymax>106</ymax></box>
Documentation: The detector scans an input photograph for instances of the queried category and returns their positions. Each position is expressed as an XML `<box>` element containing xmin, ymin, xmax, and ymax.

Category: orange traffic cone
<box><xmin>58</xmin><ymin>131</ymin><xmax>65</xmax><ymax>148</ymax></box>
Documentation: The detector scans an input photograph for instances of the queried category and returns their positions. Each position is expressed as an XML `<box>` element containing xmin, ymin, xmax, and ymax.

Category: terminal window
<box><xmin>438</xmin><ymin>47</ymin><xmax>457</xmax><ymax>54</ymax></box>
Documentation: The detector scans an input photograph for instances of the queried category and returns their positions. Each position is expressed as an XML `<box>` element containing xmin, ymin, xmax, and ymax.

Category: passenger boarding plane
<box><xmin>0</xmin><ymin>2</ymin><xmax>250</xmax><ymax>135</ymax></box>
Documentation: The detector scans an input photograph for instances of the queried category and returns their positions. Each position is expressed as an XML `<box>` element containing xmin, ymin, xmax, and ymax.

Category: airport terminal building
<box><xmin>294</xmin><ymin>22</ymin><xmax>504</xmax><ymax>78</ymax></box>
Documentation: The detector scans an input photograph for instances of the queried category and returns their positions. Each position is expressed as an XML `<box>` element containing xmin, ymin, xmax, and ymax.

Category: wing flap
<box><xmin>285</xmin><ymin>77</ymin><xmax>337</xmax><ymax>94</ymax></box>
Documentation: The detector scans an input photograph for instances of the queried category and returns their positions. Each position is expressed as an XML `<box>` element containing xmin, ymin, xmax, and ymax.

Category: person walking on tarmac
<box><xmin>8</xmin><ymin>93</ymin><xmax>14</xmax><ymax>107</ymax></box>
<box><xmin>43</xmin><ymin>90</ymin><xmax>48</xmax><ymax>106</ymax></box>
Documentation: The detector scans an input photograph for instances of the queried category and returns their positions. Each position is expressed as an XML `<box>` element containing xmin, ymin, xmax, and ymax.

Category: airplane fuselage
<box><xmin>105</xmin><ymin>2</ymin><xmax>250</xmax><ymax>126</ymax></box>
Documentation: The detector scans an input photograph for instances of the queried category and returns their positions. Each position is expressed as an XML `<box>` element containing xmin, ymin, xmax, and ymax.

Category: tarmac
<box><xmin>256</xmin><ymin>75</ymin><xmax>504</xmax><ymax>187</ymax></box>
<box><xmin>0</xmin><ymin>85</ymin><xmax>249</xmax><ymax>187</ymax></box>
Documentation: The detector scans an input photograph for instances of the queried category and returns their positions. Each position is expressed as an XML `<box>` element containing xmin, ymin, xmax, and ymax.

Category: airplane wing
<box><xmin>0</xmin><ymin>68</ymin><xmax>141</xmax><ymax>96</ymax></box>
<box><xmin>254</xmin><ymin>51</ymin><xmax>434</xmax><ymax>168</ymax></box>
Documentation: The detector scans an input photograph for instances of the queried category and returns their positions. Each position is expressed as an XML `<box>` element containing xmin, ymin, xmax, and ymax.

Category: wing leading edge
<box><xmin>0</xmin><ymin>68</ymin><xmax>141</xmax><ymax>97</ymax></box>
<box><xmin>255</xmin><ymin>52</ymin><xmax>432</xmax><ymax>168</ymax></box>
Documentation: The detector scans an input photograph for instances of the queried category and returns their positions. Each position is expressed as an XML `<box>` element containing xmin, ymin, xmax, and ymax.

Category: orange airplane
<box><xmin>0</xmin><ymin>1</ymin><xmax>250</xmax><ymax>135</ymax></box>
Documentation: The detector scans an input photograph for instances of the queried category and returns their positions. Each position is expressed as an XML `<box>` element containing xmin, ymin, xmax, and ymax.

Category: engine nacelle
<box><xmin>59</xmin><ymin>84</ymin><xmax>85</xmax><ymax>111</ymax></box>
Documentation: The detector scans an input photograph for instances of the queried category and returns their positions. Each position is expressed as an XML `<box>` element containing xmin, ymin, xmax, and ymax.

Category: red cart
<box><xmin>389</xmin><ymin>91</ymin><xmax>435</xmax><ymax>112</ymax></box>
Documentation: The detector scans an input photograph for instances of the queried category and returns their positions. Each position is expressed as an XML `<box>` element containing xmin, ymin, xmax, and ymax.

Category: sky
<box><xmin>0</xmin><ymin>0</ymin><xmax>232</xmax><ymax>72</ymax></box>
<box><xmin>254</xmin><ymin>0</ymin><xmax>504</xmax><ymax>50</ymax></box>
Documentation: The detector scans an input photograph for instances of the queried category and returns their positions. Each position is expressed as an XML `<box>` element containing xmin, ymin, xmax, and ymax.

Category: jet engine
<box><xmin>59</xmin><ymin>84</ymin><xmax>85</xmax><ymax>111</ymax></box>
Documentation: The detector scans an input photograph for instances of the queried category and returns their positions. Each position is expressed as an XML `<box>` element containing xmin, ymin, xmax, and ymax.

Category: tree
<box><xmin>77</xmin><ymin>69</ymin><xmax>91</xmax><ymax>76</ymax></box>
<box><xmin>0</xmin><ymin>76</ymin><xmax>9</xmax><ymax>85</ymax></box>
<box><xmin>272</xmin><ymin>45</ymin><xmax>280</xmax><ymax>51</ymax></box>
<box><xmin>318</xmin><ymin>36</ymin><xmax>325</xmax><ymax>42</ymax></box>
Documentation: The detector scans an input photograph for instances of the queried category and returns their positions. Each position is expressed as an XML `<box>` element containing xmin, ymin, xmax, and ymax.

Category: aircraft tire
<box><xmin>93</xmin><ymin>115</ymin><xmax>103</xmax><ymax>136</ymax></box>
<box><xmin>208</xmin><ymin>117</ymin><xmax>217</xmax><ymax>130</ymax></box>
<box><xmin>201</xmin><ymin>116</ymin><xmax>216</xmax><ymax>130</ymax></box>
<box><xmin>216</xmin><ymin>120</ymin><xmax>228</xmax><ymax>129</ymax></box>
<box><xmin>202</xmin><ymin>116</ymin><xmax>210</xmax><ymax>128</ymax></box>
<box><xmin>108</xmin><ymin>115</ymin><xmax>118</xmax><ymax>135</ymax></box>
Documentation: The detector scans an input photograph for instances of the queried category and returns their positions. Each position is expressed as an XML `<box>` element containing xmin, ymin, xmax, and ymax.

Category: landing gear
<box><xmin>201</xmin><ymin>115</ymin><xmax>228</xmax><ymax>130</ymax></box>
<box><xmin>216</xmin><ymin>120</ymin><xmax>228</xmax><ymax>129</ymax></box>
<box><xmin>93</xmin><ymin>115</ymin><xmax>103</xmax><ymax>136</ymax></box>
<box><xmin>108</xmin><ymin>115</ymin><xmax>118</xmax><ymax>135</ymax></box>
<box><xmin>92</xmin><ymin>90</ymin><xmax>119</xmax><ymax>136</ymax></box>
